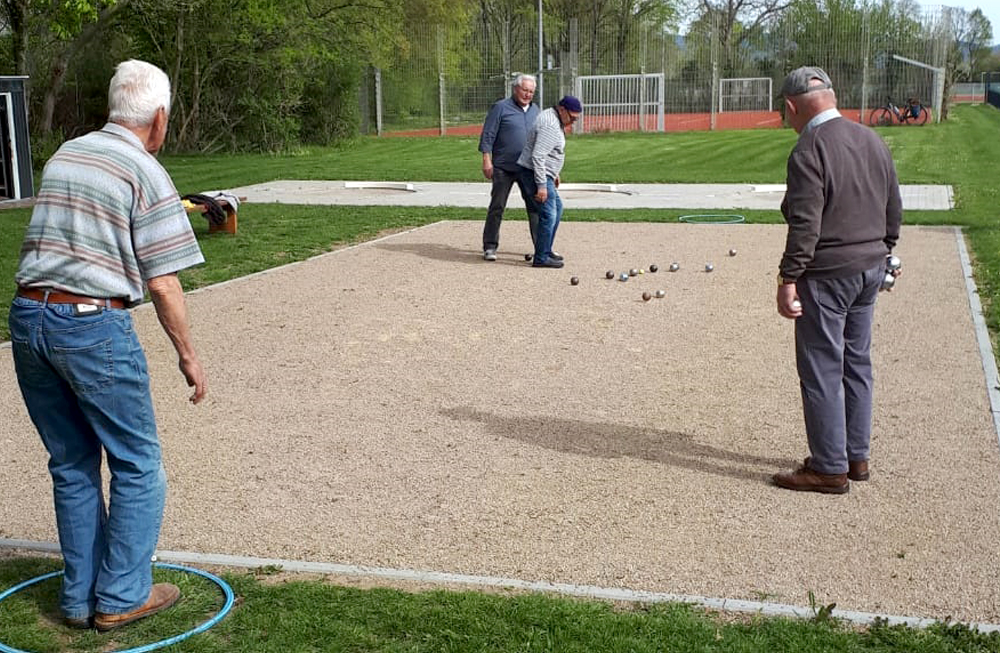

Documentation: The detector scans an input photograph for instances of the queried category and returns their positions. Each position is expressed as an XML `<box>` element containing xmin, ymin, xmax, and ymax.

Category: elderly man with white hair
<box><xmin>478</xmin><ymin>73</ymin><xmax>541</xmax><ymax>261</ymax></box>
<box><xmin>9</xmin><ymin>60</ymin><xmax>206</xmax><ymax>630</ymax></box>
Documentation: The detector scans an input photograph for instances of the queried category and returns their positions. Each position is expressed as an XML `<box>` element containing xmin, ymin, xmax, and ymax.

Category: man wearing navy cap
<box><xmin>517</xmin><ymin>95</ymin><xmax>582</xmax><ymax>268</ymax></box>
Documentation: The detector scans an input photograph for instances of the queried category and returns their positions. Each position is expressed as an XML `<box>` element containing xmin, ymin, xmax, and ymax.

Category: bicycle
<box><xmin>868</xmin><ymin>96</ymin><xmax>930</xmax><ymax>126</ymax></box>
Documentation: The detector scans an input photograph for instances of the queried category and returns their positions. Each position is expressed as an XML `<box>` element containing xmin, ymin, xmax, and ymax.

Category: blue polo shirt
<box><xmin>478</xmin><ymin>97</ymin><xmax>539</xmax><ymax>172</ymax></box>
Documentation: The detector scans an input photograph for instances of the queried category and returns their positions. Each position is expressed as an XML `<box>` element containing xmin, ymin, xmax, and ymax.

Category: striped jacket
<box><xmin>517</xmin><ymin>107</ymin><xmax>565</xmax><ymax>186</ymax></box>
<box><xmin>16</xmin><ymin>123</ymin><xmax>204</xmax><ymax>306</ymax></box>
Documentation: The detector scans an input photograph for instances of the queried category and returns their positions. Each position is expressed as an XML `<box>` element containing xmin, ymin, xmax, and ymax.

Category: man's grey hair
<box><xmin>108</xmin><ymin>60</ymin><xmax>171</xmax><ymax>126</ymax></box>
<box><xmin>512</xmin><ymin>73</ymin><xmax>537</xmax><ymax>90</ymax></box>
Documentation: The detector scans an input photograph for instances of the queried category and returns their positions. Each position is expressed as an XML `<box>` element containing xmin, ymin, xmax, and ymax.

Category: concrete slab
<box><xmin>228</xmin><ymin>180</ymin><xmax>954</xmax><ymax>211</ymax></box>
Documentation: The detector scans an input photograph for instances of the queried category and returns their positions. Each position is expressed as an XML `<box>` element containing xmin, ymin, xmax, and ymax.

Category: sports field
<box><xmin>2</xmin><ymin>219</ymin><xmax>998</xmax><ymax>626</ymax></box>
<box><xmin>2</xmin><ymin>106</ymin><xmax>1000</xmax><ymax>650</ymax></box>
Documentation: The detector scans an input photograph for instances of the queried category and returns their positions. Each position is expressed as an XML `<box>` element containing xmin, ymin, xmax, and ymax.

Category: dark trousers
<box><xmin>483</xmin><ymin>167</ymin><xmax>540</xmax><ymax>252</ymax></box>
<box><xmin>794</xmin><ymin>263</ymin><xmax>884</xmax><ymax>475</ymax></box>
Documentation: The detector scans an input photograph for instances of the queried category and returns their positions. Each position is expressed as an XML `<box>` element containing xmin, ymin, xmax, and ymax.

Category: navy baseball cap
<box><xmin>558</xmin><ymin>95</ymin><xmax>583</xmax><ymax>113</ymax></box>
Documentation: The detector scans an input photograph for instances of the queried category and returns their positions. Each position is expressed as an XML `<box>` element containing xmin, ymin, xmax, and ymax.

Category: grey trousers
<box><xmin>483</xmin><ymin>167</ymin><xmax>540</xmax><ymax>252</ymax></box>
<box><xmin>794</xmin><ymin>263</ymin><xmax>884</xmax><ymax>475</ymax></box>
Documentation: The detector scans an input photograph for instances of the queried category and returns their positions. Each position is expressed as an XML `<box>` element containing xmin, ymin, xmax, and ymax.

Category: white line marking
<box><xmin>955</xmin><ymin>227</ymin><xmax>1000</xmax><ymax>452</ymax></box>
<box><xmin>1</xmin><ymin>538</ymin><xmax>997</xmax><ymax>633</ymax></box>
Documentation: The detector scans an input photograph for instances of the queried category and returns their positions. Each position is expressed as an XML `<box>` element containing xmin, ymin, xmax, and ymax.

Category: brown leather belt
<box><xmin>17</xmin><ymin>287</ymin><xmax>127</xmax><ymax>310</ymax></box>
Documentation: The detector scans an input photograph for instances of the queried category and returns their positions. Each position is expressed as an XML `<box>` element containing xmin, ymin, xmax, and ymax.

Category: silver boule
<box><xmin>654</xmin><ymin>289</ymin><xmax>666</xmax><ymax>298</ymax></box>
<box><xmin>619</xmin><ymin>272</ymin><xmax>630</xmax><ymax>282</ymax></box>
<box><xmin>669</xmin><ymin>262</ymin><xmax>680</xmax><ymax>272</ymax></box>
<box><xmin>729</xmin><ymin>248</ymin><xmax>737</xmax><ymax>257</ymax></box>
<box><xmin>705</xmin><ymin>263</ymin><xmax>714</xmax><ymax>272</ymax></box>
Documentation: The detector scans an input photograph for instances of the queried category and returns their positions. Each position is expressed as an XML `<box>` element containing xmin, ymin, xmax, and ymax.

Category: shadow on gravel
<box><xmin>375</xmin><ymin>241</ymin><xmax>531</xmax><ymax>267</ymax></box>
<box><xmin>442</xmin><ymin>406</ymin><xmax>794</xmax><ymax>485</ymax></box>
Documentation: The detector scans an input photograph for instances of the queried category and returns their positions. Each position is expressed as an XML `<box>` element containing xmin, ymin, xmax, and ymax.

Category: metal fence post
<box><xmin>437</xmin><ymin>25</ymin><xmax>446</xmax><ymax>136</ymax></box>
<box><xmin>375</xmin><ymin>67</ymin><xmax>383</xmax><ymax>136</ymax></box>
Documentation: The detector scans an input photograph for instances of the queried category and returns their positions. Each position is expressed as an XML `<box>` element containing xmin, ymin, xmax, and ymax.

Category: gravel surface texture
<box><xmin>2</xmin><ymin>221</ymin><xmax>998</xmax><ymax>623</ymax></box>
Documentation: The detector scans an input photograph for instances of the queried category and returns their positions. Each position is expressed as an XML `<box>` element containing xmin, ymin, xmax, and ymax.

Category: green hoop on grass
<box><xmin>678</xmin><ymin>214</ymin><xmax>746</xmax><ymax>224</ymax></box>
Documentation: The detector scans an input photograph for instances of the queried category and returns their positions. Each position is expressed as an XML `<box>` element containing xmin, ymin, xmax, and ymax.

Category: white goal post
<box><xmin>719</xmin><ymin>77</ymin><xmax>773</xmax><ymax>112</ymax></box>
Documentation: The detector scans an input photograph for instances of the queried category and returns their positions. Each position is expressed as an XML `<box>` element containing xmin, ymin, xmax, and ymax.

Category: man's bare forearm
<box><xmin>147</xmin><ymin>273</ymin><xmax>198</xmax><ymax>363</ymax></box>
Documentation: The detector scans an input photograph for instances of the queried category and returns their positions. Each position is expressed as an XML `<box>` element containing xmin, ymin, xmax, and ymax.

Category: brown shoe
<box><xmin>773</xmin><ymin>466</ymin><xmax>849</xmax><ymax>494</ymax></box>
<box><xmin>63</xmin><ymin>615</ymin><xmax>92</xmax><ymax>629</ymax></box>
<box><xmin>803</xmin><ymin>457</ymin><xmax>869</xmax><ymax>481</ymax></box>
<box><xmin>94</xmin><ymin>583</ymin><xmax>181</xmax><ymax>632</ymax></box>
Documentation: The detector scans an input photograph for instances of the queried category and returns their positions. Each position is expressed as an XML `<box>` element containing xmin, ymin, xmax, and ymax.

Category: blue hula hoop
<box><xmin>0</xmin><ymin>562</ymin><xmax>234</xmax><ymax>653</ymax></box>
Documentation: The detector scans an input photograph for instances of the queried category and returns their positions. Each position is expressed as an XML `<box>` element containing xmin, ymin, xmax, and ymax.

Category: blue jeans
<box><xmin>8</xmin><ymin>296</ymin><xmax>165</xmax><ymax>619</ymax></box>
<box><xmin>519</xmin><ymin>169</ymin><xmax>562</xmax><ymax>263</ymax></box>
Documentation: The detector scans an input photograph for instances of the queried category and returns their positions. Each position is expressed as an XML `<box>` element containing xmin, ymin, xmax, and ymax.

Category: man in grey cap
<box><xmin>772</xmin><ymin>66</ymin><xmax>902</xmax><ymax>494</ymax></box>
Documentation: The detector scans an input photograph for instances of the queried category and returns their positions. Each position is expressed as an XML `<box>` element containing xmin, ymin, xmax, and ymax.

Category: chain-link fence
<box><xmin>987</xmin><ymin>71</ymin><xmax>1000</xmax><ymax>109</ymax></box>
<box><xmin>363</xmin><ymin>3</ymin><xmax>962</xmax><ymax>136</ymax></box>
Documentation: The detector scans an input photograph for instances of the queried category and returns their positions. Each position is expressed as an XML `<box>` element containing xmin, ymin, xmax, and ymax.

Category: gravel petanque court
<box><xmin>2</xmin><ymin>220</ymin><xmax>999</xmax><ymax>624</ymax></box>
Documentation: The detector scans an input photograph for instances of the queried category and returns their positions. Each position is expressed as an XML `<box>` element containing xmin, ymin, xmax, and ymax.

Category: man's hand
<box><xmin>180</xmin><ymin>356</ymin><xmax>207</xmax><ymax>404</ymax></box>
<box><xmin>535</xmin><ymin>186</ymin><xmax>548</xmax><ymax>203</ymax></box>
<box><xmin>148</xmin><ymin>273</ymin><xmax>208</xmax><ymax>405</ymax></box>
<box><xmin>554</xmin><ymin>175</ymin><xmax>560</xmax><ymax>188</ymax></box>
<box><xmin>776</xmin><ymin>282</ymin><xmax>802</xmax><ymax>319</ymax></box>
<box><xmin>482</xmin><ymin>154</ymin><xmax>493</xmax><ymax>180</ymax></box>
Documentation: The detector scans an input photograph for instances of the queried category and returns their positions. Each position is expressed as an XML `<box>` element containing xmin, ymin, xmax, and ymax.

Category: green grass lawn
<box><xmin>1</xmin><ymin>556</ymin><xmax>998</xmax><ymax>652</ymax></box>
<box><xmin>3</xmin><ymin>106</ymin><xmax>1000</xmax><ymax>650</ymax></box>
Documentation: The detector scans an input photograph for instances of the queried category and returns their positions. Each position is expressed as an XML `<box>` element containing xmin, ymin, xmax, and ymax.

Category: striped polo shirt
<box><xmin>16</xmin><ymin>122</ymin><xmax>204</xmax><ymax>306</ymax></box>
<box><xmin>517</xmin><ymin>107</ymin><xmax>565</xmax><ymax>186</ymax></box>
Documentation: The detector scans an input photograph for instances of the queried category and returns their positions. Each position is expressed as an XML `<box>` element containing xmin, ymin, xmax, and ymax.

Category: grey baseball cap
<box><xmin>779</xmin><ymin>66</ymin><xmax>833</xmax><ymax>97</ymax></box>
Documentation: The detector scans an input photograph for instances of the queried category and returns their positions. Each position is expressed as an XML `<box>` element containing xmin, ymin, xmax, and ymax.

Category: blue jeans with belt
<box><xmin>8</xmin><ymin>296</ymin><xmax>165</xmax><ymax>620</ymax></box>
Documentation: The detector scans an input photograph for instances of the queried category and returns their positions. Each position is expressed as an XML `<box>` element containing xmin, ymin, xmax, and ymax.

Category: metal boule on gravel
<box><xmin>669</xmin><ymin>262</ymin><xmax>680</xmax><ymax>272</ymax></box>
<box><xmin>619</xmin><ymin>272</ymin><xmax>629</xmax><ymax>282</ymax></box>
<box><xmin>705</xmin><ymin>263</ymin><xmax>714</xmax><ymax>272</ymax></box>
<box><xmin>606</xmin><ymin>270</ymin><xmax>615</xmax><ymax>279</ymax></box>
<box><xmin>570</xmin><ymin>276</ymin><xmax>579</xmax><ymax>286</ymax></box>
<box><xmin>655</xmin><ymin>289</ymin><xmax>665</xmax><ymax>298</ymax></box>
<box><xmin>524</xmin><ymin>254</ymin><xmax>532</xmax><ymax>261</ymax></box>
<box><xmin>642</xmin><ymin>292</ymin><xmax>651</xmax><ymax>301</ymax></box>
<box><xmin>649</xmin><ymin>264</ymin><xmax>659</xmax><ymax>273</ymax></box>
<box><xmin>629</xmin><ymin>268</ymin><xmax>639</xmax><ymax>276</ymax></box>
<box><xmin>729</xmin><ymin>248</ymin><xmax>737</xmax><ymax>257</ymax></box>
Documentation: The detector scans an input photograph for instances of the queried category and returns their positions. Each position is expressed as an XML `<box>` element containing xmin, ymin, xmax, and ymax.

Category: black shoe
<box><xmin>549</xmin><ymin>251</ymin><xmax>564</xmax><ymax>261</ymax></box>
<box><xmin>532</xmin><ymin>257</ymin><xmax>564</xmax><ymax>268</ymax></box>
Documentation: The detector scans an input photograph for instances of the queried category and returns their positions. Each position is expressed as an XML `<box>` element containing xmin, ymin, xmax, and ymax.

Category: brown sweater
<box><xmin>779</xmin><ymin>117</ymin><xmax>902</xmax><ymax>280</ymax></box>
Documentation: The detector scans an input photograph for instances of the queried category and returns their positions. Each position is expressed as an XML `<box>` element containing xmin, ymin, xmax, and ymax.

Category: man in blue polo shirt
<box><xmin>478</xmin><ymin>74</ymin><xmax>541</xmax><ymax>261</ymax></box>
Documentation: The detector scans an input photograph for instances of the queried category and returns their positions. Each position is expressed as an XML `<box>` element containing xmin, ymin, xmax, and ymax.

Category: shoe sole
<box><xmin>773</xmin><ymin>480</ymin><xmax>850</xmax><ymax>494</ymax></box>
<box><xmin>95</xmin><ymin>593</ymin><xmax>180</xmax><ymax>632</ymax></box>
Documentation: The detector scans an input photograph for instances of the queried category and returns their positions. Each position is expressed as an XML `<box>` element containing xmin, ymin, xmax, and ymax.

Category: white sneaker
<box><xmin>484</xmin><ymin>249</ymin><xmax>497</xmax><ymax>261</ymax></box>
